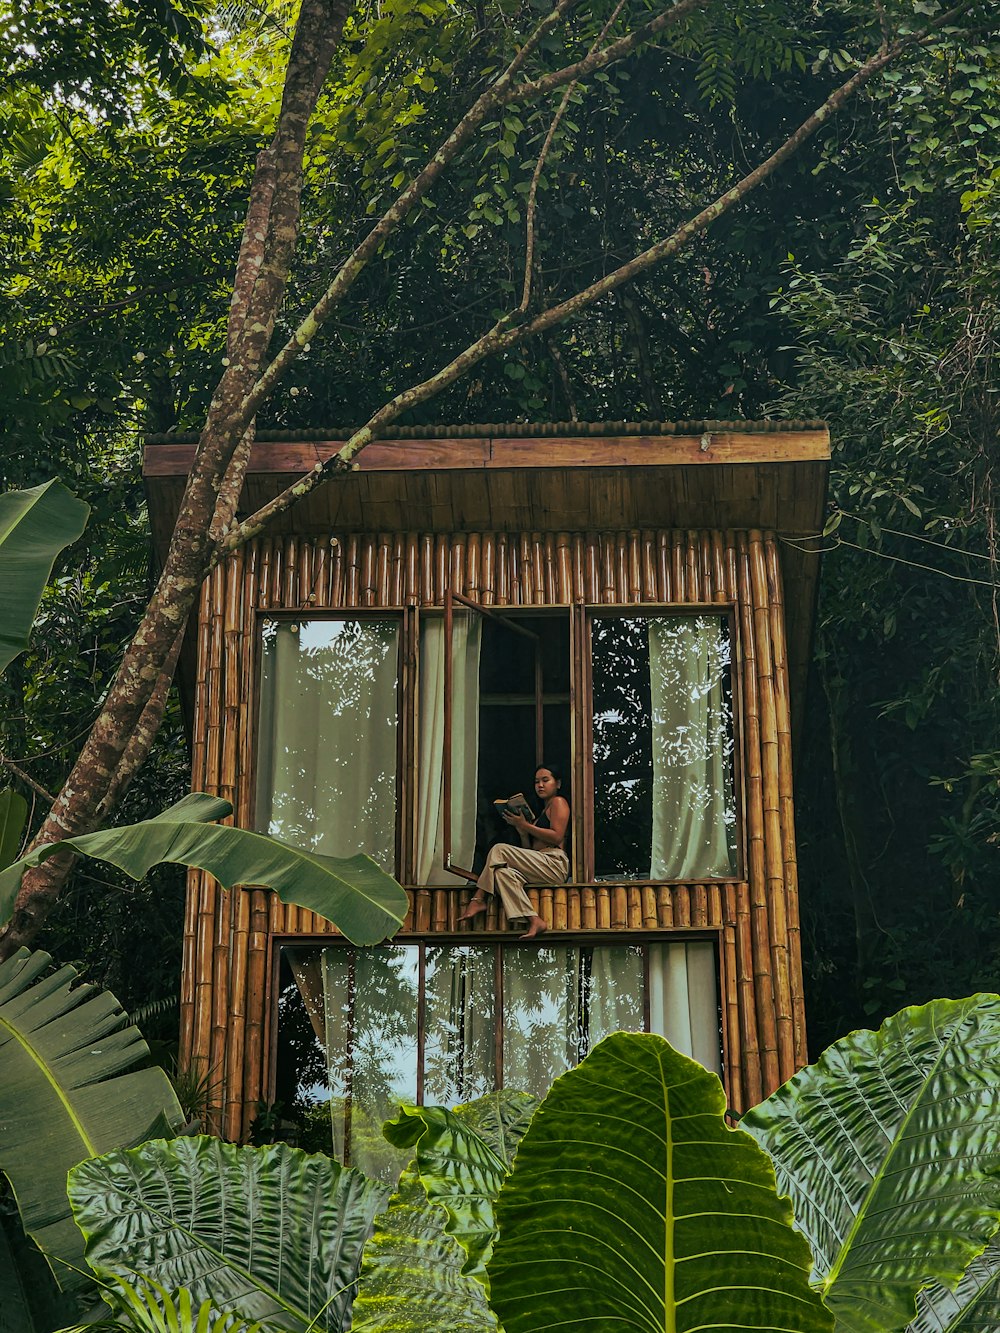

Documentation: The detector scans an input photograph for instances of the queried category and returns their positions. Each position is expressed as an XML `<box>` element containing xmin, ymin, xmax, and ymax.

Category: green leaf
<box><xmin>0</xmin><ymin>1211</ymin><xmax>80</xmax><ymax>1333</ymax></box>
<box><xmin>70</xmin><ymin>1138</ymin><xmax>390</xmax><ymax>1332</ymax></box>
<box><xmin>0</xmin><ymin>480</ymin><xmax>90</xmax><ymax>677</ymax></box>
<box><xmin>382</xmin><ymin>1090</ymin><xmax>537</xmax><ymax>1283</ymax></box>
<box><xmin>0</xmin><ymin>948</ymin><xmax>183</xmax><ymax>1290</ymax></box>
<box><xmin>101</xmin><ymin>1275</ymin><xmax>269</xmax><ymax>1333</ymax></box>
<box><xmin>488</xmin><ymin>1033</ymin><xmax>832</xmax><ymax>1333</ymax></box>
<box><xmin>0</xmin><ymin>792</ymin><xmax>407</xmax><ymax>945</ymax></box>
<box><xmin>743</xmin><ymin>996</ymin><xmax>1000</xmax><ymax>1333</ymax></box>
<box><xmin>351</xmin><ymin>1161</ymin><xmax>498</xmax><ymax>1332</ymax></box>
<box><xmin>0</xmin><ymin>788</ymin><xmax>27</xmax><ymax>873</ymax></box>
<box><xmin>907</xmin><ymin>1239</ymin><xmax>1000</xmax><ymax>1331</ymax></box>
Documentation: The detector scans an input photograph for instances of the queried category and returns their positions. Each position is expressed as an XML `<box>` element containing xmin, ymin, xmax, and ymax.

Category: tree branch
<box><xmin>227</xmin><ymin>5</ymin><xmax>972</xmax><ymax>548</ymax></box>
<box><xmin>244</xmin><ymin>0</ymin><xmax>711</xmax><ymax>419</ymax></box>
<box><xmin>520</xmin><ymin>1</ymin><xmax>627</xmax><ymax>311</ymax></box>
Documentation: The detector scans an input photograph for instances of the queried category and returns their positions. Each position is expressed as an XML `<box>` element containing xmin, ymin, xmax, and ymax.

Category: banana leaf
<box><xmin>382</xmin><ymin>1090</ymin><xmax>537</xmax><ymax>1284</ymax></box>
<box><xmin>0</xmin><ymin>1210</ymin><xmax>81</xmax><ymax>1333</ymax></box>
<box><xmin>488</xmin><ymin>1031</ymin><xmax>832</xmax><ymax>1333</ymax></box>
<box><xmin>0</xmin><ymin>479</ymin><xmax>90</xmax><ymax>677</ymax></box>
<box><xmin>0</xmin><ymin>792</ymin><xmax>407</xmax><ymax>945</ymax></box>
<box><xmin>351</xmin><ymin>1160</ymin><xmax>499</xmax><ymax>1332</ymax></box>
<box><xmin>69</xmin><ymin>1136</ymin><xmax>390</xmax><ymax>1332</ymax></box>
<box><xmin>0</xmin><ymin>949</ymin><xmax>183</xmax><ymax>1291</ymax></box>
<box><xmin>743</xmin><ymin>994</ymin><xmax>1000</xmax><ymax>1333</ymax></box>
<box><xmin>0</xmin><ymin>788</ymin><xmax>27</xmax><ymax>872</ymax></box>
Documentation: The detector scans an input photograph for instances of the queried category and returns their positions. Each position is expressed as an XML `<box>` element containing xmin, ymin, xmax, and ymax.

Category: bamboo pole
<box><xmin>749</xmin><ymin>533</ymin><xmax>795</xmax><ymax>1081</ymax></box>
<box><xmin>765</xmin><ymin>535</ymin><xmax>808</xmax><ymax>1068</ymax></box>
<box><xmin>736</xmin><ymin>534</ymin><xmax>780</xmax><ymax>1095</ymax></box>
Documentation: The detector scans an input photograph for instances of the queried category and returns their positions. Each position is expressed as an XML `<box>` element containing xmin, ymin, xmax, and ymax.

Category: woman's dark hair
<box><xmin>534</xmin><ymin>761</ymin><xmax>565</xmax><ymax>787</ymax></box>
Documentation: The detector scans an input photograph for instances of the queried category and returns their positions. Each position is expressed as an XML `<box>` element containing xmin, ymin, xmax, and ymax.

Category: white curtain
<box><xmin>648</xmin><ymin>940</ymin><xmax>722</xmax><ymax>1076</ymax></box>
<box><xmin>256</xmin><ymin>620</ymin><xmax>399</xmax><ymax>871</ymax></box>
<box><xmin>648</xmin><ymin>617</ymin><xmax>734</xmax><ymax>879</ymax></box>
<box><xmin>416</xmin><ymin>616</ymin><xmax>481</xmax><ymax>884</ymax></box>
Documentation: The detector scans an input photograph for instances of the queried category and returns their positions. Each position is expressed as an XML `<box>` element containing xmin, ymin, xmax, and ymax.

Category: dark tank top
<box><xmin>535</xmin><ymin>804</ymin><xmax>569</xmax><ymax>851</ymax></box>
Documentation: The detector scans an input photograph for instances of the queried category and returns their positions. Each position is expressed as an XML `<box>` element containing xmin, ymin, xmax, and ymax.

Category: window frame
<box><xmin>269</xmin><ymin>928</ymin><xmax>725</xmax><ymax>1148</ymax></box>
<box><xmin>251</xmin><ymin>608</ymin><xmax>411</xmax><ymax>880</ymax></box>
<box><xmin>441</xmin><ymin>590</ymin><xmax>545</xmax><ymax>881</ymax></box>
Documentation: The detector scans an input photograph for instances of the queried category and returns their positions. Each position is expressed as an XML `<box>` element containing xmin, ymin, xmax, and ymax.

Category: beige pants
<box><xmin>476</xmin><ymin>843</ymin><xmax>569</xmax><ymax>920</ymax></box>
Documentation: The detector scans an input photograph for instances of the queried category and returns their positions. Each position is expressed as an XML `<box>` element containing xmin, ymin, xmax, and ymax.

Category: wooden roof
<box><xmin>144</xmin><ymin>420</ymin><xmax>829</xmax><ymax>733</ymax></box>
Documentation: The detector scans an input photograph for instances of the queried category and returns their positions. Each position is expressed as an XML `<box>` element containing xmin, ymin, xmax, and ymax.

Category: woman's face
<box><xmin>534</xmin><ymin>768</ymin><xmax>560</xmax><ymax>801</ymax></box>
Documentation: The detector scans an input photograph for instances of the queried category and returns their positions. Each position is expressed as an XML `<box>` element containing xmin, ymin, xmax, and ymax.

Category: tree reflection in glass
<box><xmin>423</xmin><ymin>944</ymin><xmax>494</xmax><ymax>1103</ymax></box>
<box><xmin>592</xmin><ymin>615</ymin><xmax>736</xmax><ymax>880</ymax></box>
<box><xmin>323</xmin><ymin>945</ymin><xmax>418</xmax><ymax>1184</ymax></box>
<box><xmin>256</xmin><ymin>618</ymin><xmax>399</xmax><ymax>871</ymax></box>
<box><xmin>502</xmin><ymin>945</ymin><xmax>643</xmax><ymax>1097</ymax></box>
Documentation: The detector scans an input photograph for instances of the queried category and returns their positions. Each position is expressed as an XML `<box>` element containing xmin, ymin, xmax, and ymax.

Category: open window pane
<box><xmin>416</xmin><ymin>614</ymin><xmax>481</xmax><ymax>884</ymax></box>
<box><xmin>461</xmin><ymin>608</ymin><xmax>571</xmax><ymax>876</ymax></box>
<box><xmin>591</xmin><ymin>614</ymin><xmax>736</xmax><ymax>880</ymax></box>
<box><xmin>256</xmin><ymin>618</ymin><xmax>399</xmax><ymax>871</ymax></box>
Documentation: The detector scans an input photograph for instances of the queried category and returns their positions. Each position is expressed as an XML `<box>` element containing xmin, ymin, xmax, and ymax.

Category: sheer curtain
<box><xmin>648</xmin><ymin>940</ymin><xmax>722</xmax><ymax>1075</ymax></box>
<box><xmin>415</xmin><ymin>616</ymin><xmax>481</xmax><ymax>884</ymax></box>
<box><xmin>648</xmin><ymin>616</ymin><xmax>734</xmax><ymax>880</ymax></box>
<box><xmin>256</xmin><ymin>619</ymin><xmax>399</xmax><ymax>870</ymax></box>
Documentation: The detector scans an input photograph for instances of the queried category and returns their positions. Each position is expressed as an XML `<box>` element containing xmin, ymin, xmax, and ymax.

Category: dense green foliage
<box><xmin>1</xmin><ymin>0</ymin><xmax>998</xmax><ymax>1034</ymax></box>
<box><xmin>13</xmin><ymin>1007</ymin><xmax>1000</xmax><ymax>1330</ymax></box>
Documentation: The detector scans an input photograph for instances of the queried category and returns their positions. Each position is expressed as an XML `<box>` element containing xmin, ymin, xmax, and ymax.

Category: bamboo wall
<box><xmin>179</xmin><ymin>528</ymin><xmax>806</xmax><ymax>1140</ymax></box>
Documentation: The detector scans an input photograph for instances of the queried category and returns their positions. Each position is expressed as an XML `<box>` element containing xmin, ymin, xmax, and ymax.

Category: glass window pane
<box><xmin>503</xmin><ymin>947</ymin><xmax>578</xmax><ymax>1096</ymax></box>
<box><xmin>591</xmin><ymin>614</ymin><xmax>736</xmax><ymax>880</ymax></box>
<box><xmin>424</xmin><ymin>944</ymin><xmax>496</xmax><ymax>1103</ymax></box>
<box><xmin>256</xmin><ymin>618</ymin><xmax>398</xmax><ymax>871</ymax></box>
<box><xmin>322</xmin><ymin>945</ymin><xmax>419</xmax><ymax>1184</ymax></box>
<box><xmin>585</xmin><ymin>945</ymin><xmax>644</xmax><ymax>1049</ymax></box>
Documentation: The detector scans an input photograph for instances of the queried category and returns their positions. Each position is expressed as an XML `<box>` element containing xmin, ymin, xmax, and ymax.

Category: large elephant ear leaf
<box><xmin>68</xmin><ymin>1136</ymin><xmax>390</xmax><ymax>1332</ymax></box>
<box><xmin>488</xmin><ymin>1032</ymin><xmax>832</xmax><ymax>1333</ymax></box>
<box><xmin>0</xmin><ymin>478</ymin><xmax>90</xmax><ymax>677</ymax></box>
<box><xmin>382</xmin><ymin>1090</ymin><xmax>537</xmax><ymax>1283</ymax></box>
<box><xmin>743</xmin><ymin>994</ymin><xmax>1000</xmax><ymax>1333</ymax></box>
<box><xmin>0</xmin><ymin>949</ymin><xmax>183</xmax><ymax>1291</ymax></box>
<box><xmin>351</xmin><ymin>1160</ymin><xmax>499</xmax><ymax>1332</ymax></box>
<box><xmin>907</xmin><ymin>1239</ymin><xmax>1000</xmax><ymax>1332</ymax></box>
<box><xmin>0</xmin><ymin>791</ymin><xmax>407</xmax><ymax>944</ymax></box>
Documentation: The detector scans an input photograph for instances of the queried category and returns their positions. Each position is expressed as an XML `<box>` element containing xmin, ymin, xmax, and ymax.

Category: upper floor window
<box><xmin>254</xmin><ymin>602</ymin><xmax>739</xmax><ymax>886</ymax></box>
<box><xmin>255</xmin><ymin>617</ymin><xmax>401</xmax><ymax>872</ymax></box>
<box><xmin>589</xmin><ymin>613</ymin><xmax>737</xmax><ymax>880</ymax></box>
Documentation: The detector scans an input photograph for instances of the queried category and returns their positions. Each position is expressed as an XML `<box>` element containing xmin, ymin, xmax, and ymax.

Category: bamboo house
<box><xmin>144</xmin><ymin>420</ymin><xmax>829</xmax><ymax>1168</ymax></box>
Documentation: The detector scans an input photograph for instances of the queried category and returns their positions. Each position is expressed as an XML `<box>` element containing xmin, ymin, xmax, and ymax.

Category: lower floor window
<box><xmin>277</xmin><ymin>938</ymin><xmax>720</xmax><ymax>1182</ymax></box>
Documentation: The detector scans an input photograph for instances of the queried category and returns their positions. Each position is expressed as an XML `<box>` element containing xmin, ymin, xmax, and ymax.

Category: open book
<box><xmin>493</xmin><ymin>792</ymin><xmax>536</xmax><ymax>823</ymax></box>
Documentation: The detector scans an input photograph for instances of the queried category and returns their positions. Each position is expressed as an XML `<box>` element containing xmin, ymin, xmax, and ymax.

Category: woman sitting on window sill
<box><xmin>458</xmin><ymin>764</ymin><xmax>570</xmax><ymax>939</ymax></box>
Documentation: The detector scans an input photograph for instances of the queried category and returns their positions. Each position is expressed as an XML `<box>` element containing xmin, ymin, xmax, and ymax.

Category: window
<box><xmin>439</xmin><ymin>602</ymin><xmax>738</xmax><ymax>885</ymax></box>
<box><xmin>276</xmin><ymin>938</ymin><xmax>721</xmax><ymax>1182</ymax></box>
<box><xmin>255</xmin><ymin>617</ymin><xmax>402</xmax><ymax>872</ymax></box>
<box><xmin>254</xmin><ymin>604</ymin><xmax>738</xmax><ymax>887</ymax></box>
<box><xmin>588</xmin><ymin>613</ymin><xmax>737</xmax><ymax>880</ymax></box>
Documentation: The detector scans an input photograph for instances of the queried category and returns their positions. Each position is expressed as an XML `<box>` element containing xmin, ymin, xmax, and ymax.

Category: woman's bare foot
<box><xmin>519</xmin><ymin>915</ymin><xmax>548</xmax><ymax>940</ymax></box>
<box><xmin>458</xmin><ymin>895</ymin><xmax>488</xmax><ymax>922</ymax></box>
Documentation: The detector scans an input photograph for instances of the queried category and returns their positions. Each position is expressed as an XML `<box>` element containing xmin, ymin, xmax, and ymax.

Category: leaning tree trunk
<box><xmin>0</xmin><ymin>0</ymin><xmax>353</xmax><ymax>960</ymax></box>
